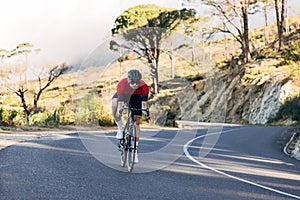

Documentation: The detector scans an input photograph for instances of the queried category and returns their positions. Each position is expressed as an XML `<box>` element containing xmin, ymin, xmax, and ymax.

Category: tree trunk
<box><xmin>16</xmin><ymin>89</ymin><xmax>30</xmax><ymax>123</ymax></box>
<box><xmin>285</xmin><ymin>0</ymin><xmax>288</xmax><ymax>34</ymax></box>
<box><xmin>281</xmin><ymin>0</ymin><xmax>286</xmax><ymax>44</ymax></box>
<box><xmin>154</xmin><ymin>60</ymin><xmax>159</xmax><ymax>94</ymax></box>
<box><xmin>169</xmin><ymin>41</ymin><xmax>175</xmax><ymax>79</ymax></box>
<box><xmin>263</xmin><ymin>1</ymin><xmax>270</xmax><ymax>45</ymax></box>
<box><xmin>241</xmin><ymin>1</ymin><xmax>251</xmax><ymax>63</ymax></box>
<box><xmin>274</xmin><ymin>0</ymin><xmax>285</xmax><ymax>50</ymax></box>
<box><xmin>169</xmin><ymin>53</ymin><xmax>175</xmax><ymax>79</ymax></box>
<box><xmin>223</xmin><ymin>21</ymin><xmax>229</xmax><ymax>59</ymax></box>
<box><xmin>148</xmin><ymin>47</ymin><xmax>160</xmax><ymax>94</ymax></box>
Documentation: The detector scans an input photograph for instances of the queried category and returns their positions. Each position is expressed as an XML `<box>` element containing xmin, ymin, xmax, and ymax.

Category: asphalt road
<box><xmin>0</xmin><ymin>125</ymin><xmax>299</xmax><ymax>200</ymax></box>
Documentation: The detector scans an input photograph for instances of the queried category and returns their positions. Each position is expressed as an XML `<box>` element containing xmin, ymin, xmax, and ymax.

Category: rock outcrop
<box><xmin>152</xmin><ymin>59</ymin><xmax>300</xmax><ymax>125</ymax></box>
<box><xmin>191</xmin><ymin>60</ymin><xmax>299</xmax><ymax>124</ymax></box>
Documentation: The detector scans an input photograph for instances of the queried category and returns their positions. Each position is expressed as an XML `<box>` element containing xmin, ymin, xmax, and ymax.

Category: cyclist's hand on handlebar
<box><xmin>143</xmin><ymin>108</ymin><xmax>150</xmax><ymax>121</ymax></box>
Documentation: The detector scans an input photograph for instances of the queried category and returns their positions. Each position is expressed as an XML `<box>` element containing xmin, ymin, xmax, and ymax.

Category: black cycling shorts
<box><xmin>112</xmin><ymin>93</ymin><xmax>142</xmax><ymax>116</ymax></box>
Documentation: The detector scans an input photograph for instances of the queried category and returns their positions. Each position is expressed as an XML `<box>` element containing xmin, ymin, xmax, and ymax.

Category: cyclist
<box><xmin>111</xmin><ymin>69</ymin><xmax>150</xmax><ymax>163</ymax></box>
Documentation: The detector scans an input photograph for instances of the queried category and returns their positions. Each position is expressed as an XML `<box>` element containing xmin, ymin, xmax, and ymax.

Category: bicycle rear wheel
<box><xmin>127</xmin><ymin>125</ymin><xmax>137</xmax><ymax>172</ymax></box>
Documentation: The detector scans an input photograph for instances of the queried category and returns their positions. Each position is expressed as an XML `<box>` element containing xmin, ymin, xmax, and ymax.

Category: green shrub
<box><xmin>74</xmin><ymin>95</ymin><xmax>98</xmax><ymax>125</ymax></box>
<box><xmin>0</xmin><ymin>108</ymin><xmax>19</xmax><ymax>126</ymax></box>
<box><xmin>255</xmin><ymin>48</ymin><xmax>277</xmax><ymax>59</ymax></box>
<box><xmin>97</xmin><ymin>113</ymin><xmax>114</xmax><ymax>126</ymax></box>
<box><xmin>96</xmin><ymin>105</ymin><xmax>114</xmax><ymax>126</ymax></box>
<box><xmin>269</xmin><ymin>94</ymin><xmax>300</xmax><ymax>124</ymax></box>
<box><xmin>160</xmin><ymin>105</ymin><xmax>179</xmax><ymax>127</ymax></box>
<box><xmin>186</xmin><ymin>73</ymin><xmax>204</xmax><ymax>82</ymax></box>
<box><xmin>8</xmin><ymin>110</ymin><xmax>18</xmax><ymax>121</ymax></box>
<box><xmin>0</xmin><ymin>108</ymin><xmax>3</xmax><ymax>122</ymax></box>
<box><xmin>280</xmin><ymin>43</ymin><xmax>300</xmax><ymax>63</ymax></box>
<box><xmin>30</xmin><ymin>111</ymin><xmax>59</xmax><ymax>127</ymax></box>
<box><xmin>13</xmin><ymin>111</ymin><xmax>27</xmax><ymax>126</ymax></box>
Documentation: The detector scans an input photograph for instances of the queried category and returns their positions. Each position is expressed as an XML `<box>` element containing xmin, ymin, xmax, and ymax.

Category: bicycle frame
<box><xmin>120</xmin><ymin>107</ymin><xmax>149</xmax><ymax>172</ymax></box>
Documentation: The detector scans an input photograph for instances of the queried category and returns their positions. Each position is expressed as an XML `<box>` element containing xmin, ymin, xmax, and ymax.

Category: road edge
<box><xmin>283</xmin><ymin>131</ymin><xmax>300</xmax><ymax>160</ymax></box>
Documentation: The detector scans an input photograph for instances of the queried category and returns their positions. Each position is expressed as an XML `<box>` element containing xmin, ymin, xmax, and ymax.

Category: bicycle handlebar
<box><xmin>128</xmin><ymin>107</ymin><xmax>149</xmax><ymax>112</ymax></box>
<box><xmin>119</xmin><ymin>107</ymin><xmax>150</xmax><ymax>121</ymax></box>
<box><xmin>120</xmin><ymin>107</ymin><xmax>149</xmax><ymax>112</ymax></box>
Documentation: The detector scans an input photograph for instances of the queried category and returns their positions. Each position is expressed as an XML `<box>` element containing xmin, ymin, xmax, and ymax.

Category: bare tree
<box><xmin>274</xmin><ymin>0</ymin><xmax>286</xmax><ymax>50</ymax></box>
<box><xmin>15</xmin><ymin>86</ymin><xmax>30</xmax><ymax>122</ymax></box>
<box><xmin>13</xmin><ymin>63</ymin><xmax>70</xmax><ymax>122</ymax></box>
<box><xmin>33</xmin><ymin>64</ymin><xmax>70</xmax><ymax>111</ymax></box>
<box><xmin>2</xmin><ymin>43</ymin><xmax>71</xmax><ymax>123</ymax></box>
<box><xmin>200</xmin><ymin>0</ymin><xmax>260</xmax><ymax>63</ymax></box>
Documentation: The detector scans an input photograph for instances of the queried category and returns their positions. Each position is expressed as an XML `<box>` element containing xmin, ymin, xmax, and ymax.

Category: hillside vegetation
<box><xmin>0</xmin><ymin>14</ymin><xmax>300</xmax><ymax>129</ymax></box>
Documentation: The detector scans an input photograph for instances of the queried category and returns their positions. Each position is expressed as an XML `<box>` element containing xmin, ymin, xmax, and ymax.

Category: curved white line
<box><xmin>183</xmin><ymin>129</ymin><xmax>300</xmax><ymax>199</ymax></box>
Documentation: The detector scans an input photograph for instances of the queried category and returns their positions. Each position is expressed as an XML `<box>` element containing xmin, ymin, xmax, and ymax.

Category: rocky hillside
<box><xmin>150</xmin><ymin>33</ymin><xmax>300</xmax><ymax>126</ymax></box>
<box><xmin>190</xmin><ymin>60</ymin><xmax>299</xmax><ymax>125</ymax></box>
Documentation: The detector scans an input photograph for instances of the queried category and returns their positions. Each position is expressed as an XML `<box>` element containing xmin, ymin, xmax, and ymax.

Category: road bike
<box><xmin>119</xmin><ymin>107</ymin><xmax>149</xmax><ymax>172</ymax></box>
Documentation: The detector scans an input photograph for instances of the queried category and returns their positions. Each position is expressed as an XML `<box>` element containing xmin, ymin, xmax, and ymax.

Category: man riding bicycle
<box><xmin>111</xmin><ymin>69</ymin><xmax>150</xmax><ymax>163</ymax></box>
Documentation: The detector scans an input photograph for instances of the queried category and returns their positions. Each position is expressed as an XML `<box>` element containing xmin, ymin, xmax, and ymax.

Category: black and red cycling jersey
<box><xmin>115</xmin><ymin>78</ymin><xmax>149</xmax><ymax>103</ymax></box>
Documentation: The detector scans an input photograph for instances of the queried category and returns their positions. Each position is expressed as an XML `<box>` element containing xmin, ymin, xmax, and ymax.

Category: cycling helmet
<box><xmin>127</xmin><ymin>69</ymin><xmax>142</xmax><ymax>82</ymax></box>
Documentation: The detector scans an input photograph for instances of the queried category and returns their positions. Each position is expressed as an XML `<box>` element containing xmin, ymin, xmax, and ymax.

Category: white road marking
<box><xmin>183</xmin><ymin>129</ymin><xmax>300</xmax><ymax>199</ymax></box>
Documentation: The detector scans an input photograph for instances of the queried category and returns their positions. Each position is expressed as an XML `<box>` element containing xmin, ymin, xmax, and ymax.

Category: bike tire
<box><xmin>127</xmin><ymin>125</ymin><xmax>137</xmax><ymax>172</ymax></box>
<box><xmin>120</xmin><ymin>139</ymin><xmax>127</xmax><ymax>167</ymax></box>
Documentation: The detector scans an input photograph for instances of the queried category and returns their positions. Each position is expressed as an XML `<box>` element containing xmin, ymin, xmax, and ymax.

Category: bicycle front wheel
<box><xmin>127</xmin><ymin>125</ymin><xmax>137</xmax><ymax>172</ymax></box>
<box><xmin>120</xmin><ymin>139</ymin><xmax>127</xmax><ymax>167</ymax></box>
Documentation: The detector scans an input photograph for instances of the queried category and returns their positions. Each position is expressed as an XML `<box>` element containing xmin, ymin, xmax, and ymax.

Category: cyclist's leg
<box><xmin>129</xmin><ymin>94</ymin><xmax>142</xmax><ymax>143</ymax></box>
<box><xmin>134</xmin><ymin>115</ymin><xmax>142</xmax><ymax>142</ymax></box>
<box><xmin>112</xmin><ymin>94</ymin><xmax>123</xmax><ymax>139</ymax></box>
<box><xmin>111</xmin><ymin>94</ymin><xmax>120</xmax><ymax>121</ymax></box>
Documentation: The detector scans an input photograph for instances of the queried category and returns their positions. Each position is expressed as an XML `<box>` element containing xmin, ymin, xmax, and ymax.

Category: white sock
<box><xmin>115</xmin><ymin>120</ymin><xmax>122</xmax><ymax>131</ymax></box>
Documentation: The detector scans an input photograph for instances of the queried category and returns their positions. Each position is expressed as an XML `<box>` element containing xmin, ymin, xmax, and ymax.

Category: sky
<box><xmin>0</xmin><ymin>0</ymin><xmax>181</xmax><ymax>65</ymax></box>
<box><xmin>0</xmin><ymin>0</ymin><xmax>299</xmax><ymax>66</ymax></box>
